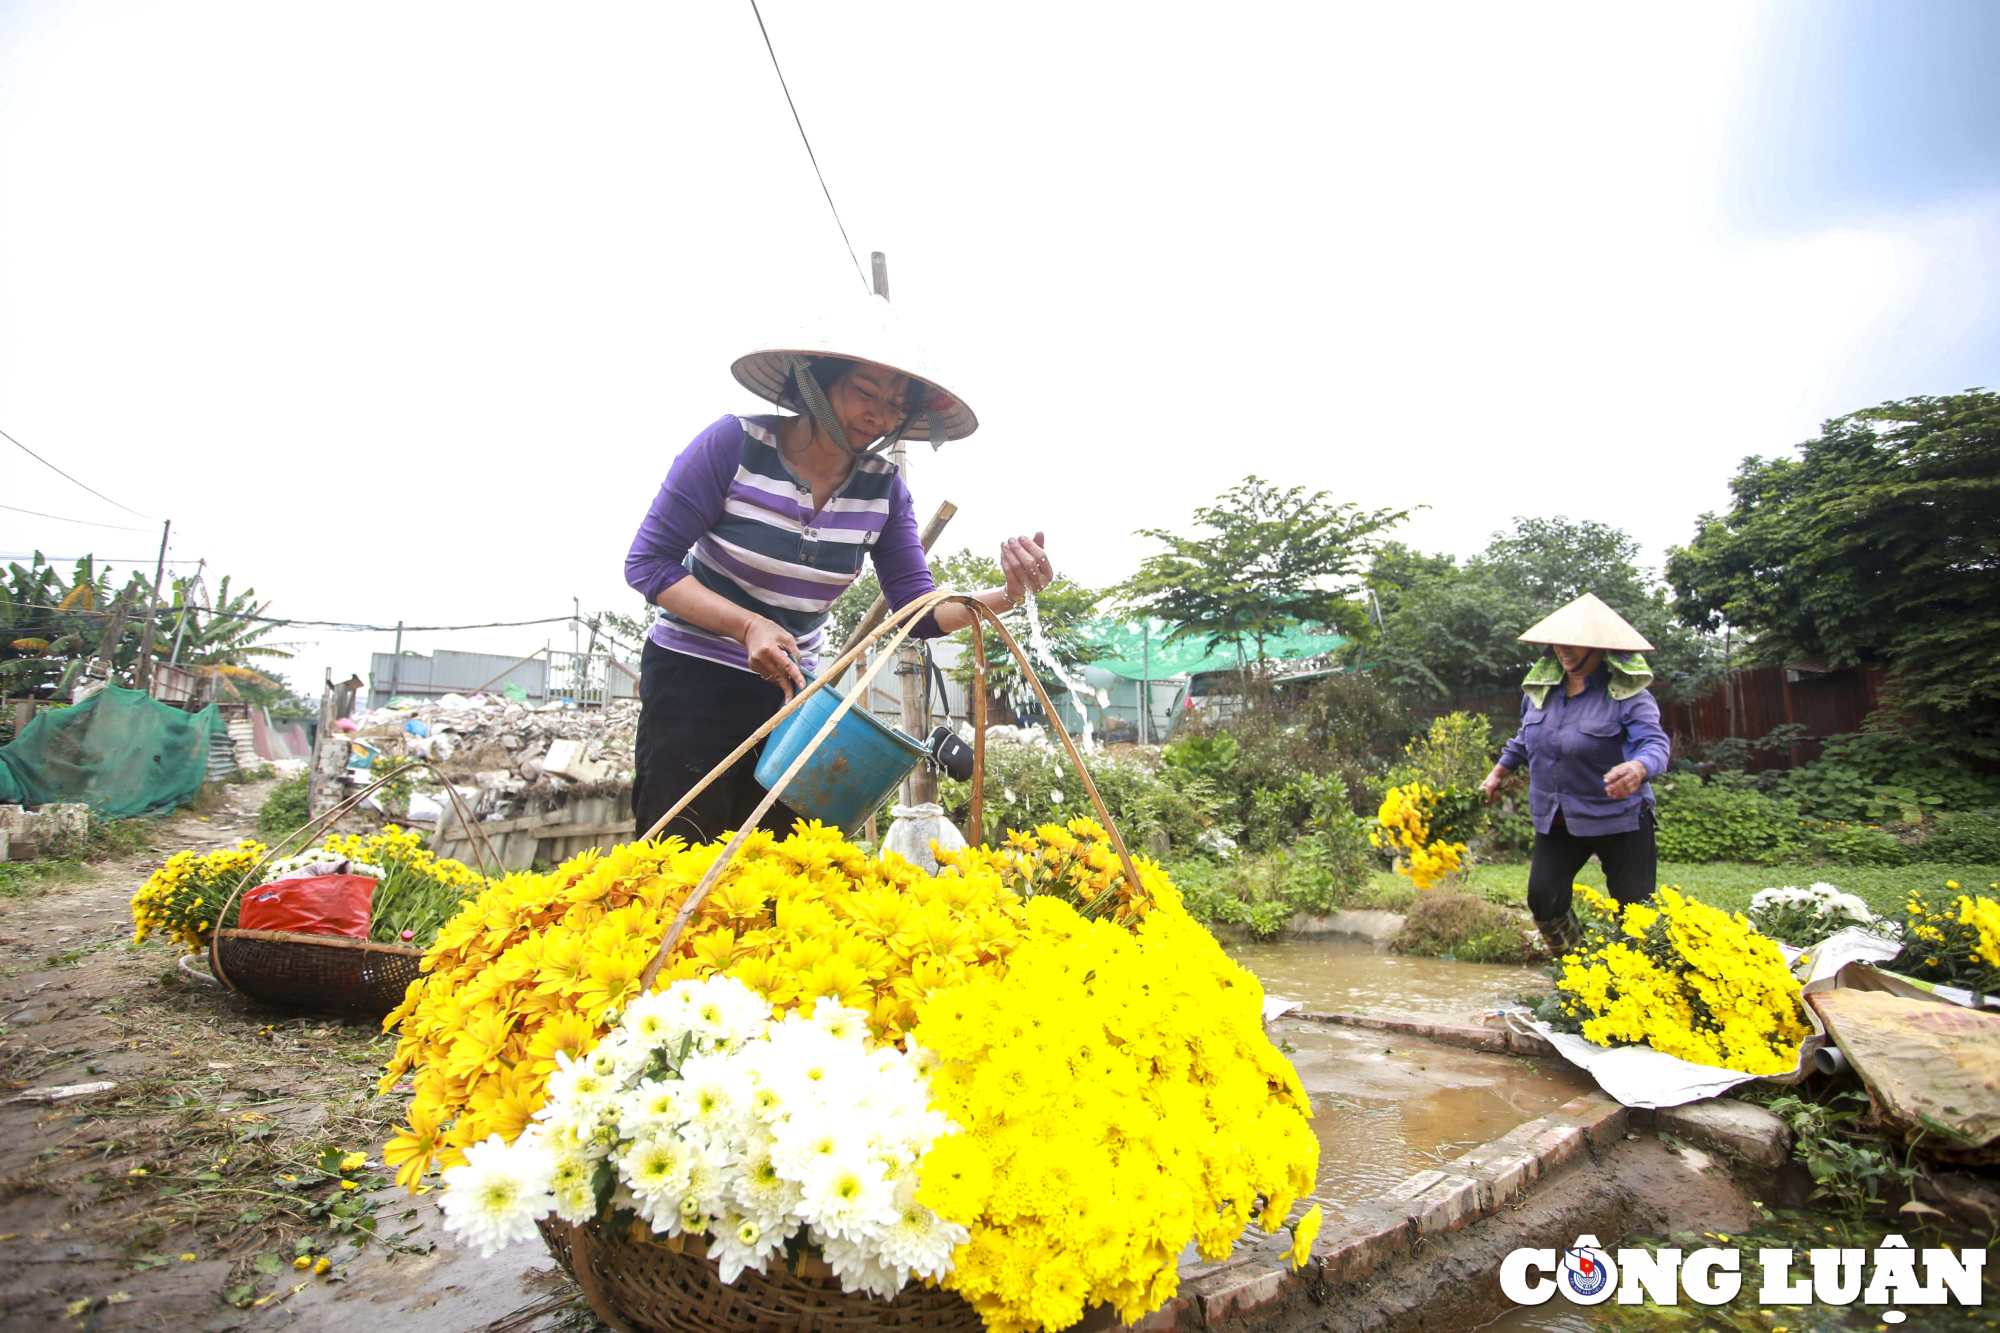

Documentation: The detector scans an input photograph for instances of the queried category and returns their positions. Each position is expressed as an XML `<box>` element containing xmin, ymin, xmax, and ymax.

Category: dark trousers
<box><xmin>1525</xmin><ymin>806</ymin><xmax>1657</xmax><ymax>923</ymax></box>
<box><xmin>632</xmin><ymin>640</ymin><xmax>800</xmax><ymax>846</ymax></box>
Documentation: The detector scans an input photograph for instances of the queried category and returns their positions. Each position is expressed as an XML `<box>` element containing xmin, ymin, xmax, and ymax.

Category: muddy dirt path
<box><xmin>0</xmin><ymin>784</ymin><xmax>591</xmax><ymax>1332</ymax></box>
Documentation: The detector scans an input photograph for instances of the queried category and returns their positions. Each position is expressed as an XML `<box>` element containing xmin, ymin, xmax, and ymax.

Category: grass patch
<box><xmin>0</xmin><ymin>814</ymin><xmax>161</xmax><ymax>900</ymax></box>
<box><xmin>1391</xmin><ymin>889</ymin><xmax>1537</xmax><ymax>964</ymax></box>
<box><xmin>1445</xmin><ymin>859</ymin><xmax>2000</xmax><ymax>919</ymax></box>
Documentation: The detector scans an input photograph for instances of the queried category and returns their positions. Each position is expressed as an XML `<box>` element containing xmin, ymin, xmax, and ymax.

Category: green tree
<box><xmin>1120</xmin><ymin>476</ymin><xmax>1406</xmax><ymax>662</ymax></box>
<box><xmin>1667</xmin><ymin>389</ymin><xmax>2000</xmax><ymax>756</ymax></box>
<box><xmin>926</xmin><ymin>548</ymin><xmax>1105</xmax><ymax>713</ymax></box>
<box><xmin>1356</xmin><ymin>517</ymin><xmax>1714</xmax><ymax>703</ymax></box>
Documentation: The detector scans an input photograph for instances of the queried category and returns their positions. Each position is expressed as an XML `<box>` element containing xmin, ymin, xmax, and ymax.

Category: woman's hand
<box><xmin>1480</xmin><ymin>765</ymin><xmax>1511</xmax><ymax>801</ymax></box>
<box><xmin>743</xmin><ymin>617</ymin><xmax>806</xmax><ymax>700</ymax></box>
<box><xmin>999</xmin><ymin>533</ymin><xmax>1053</xmax><ymax>605</ymax></box>
<box><xmin>1603</xmin><ymin>760</ymin><xmax>1648</xmax><ymax>800</ymax></box>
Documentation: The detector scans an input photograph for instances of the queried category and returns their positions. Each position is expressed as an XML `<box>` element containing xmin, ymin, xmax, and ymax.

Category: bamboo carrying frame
<box><xmin>202</xmin><ymin>759</ymin><xmax>498</xmax><ymax>1016</ymax></box>
<box><xmin>544</xmin><ymin>590</ymin><xmax>1149</xmax><ymax>1333</ymax></box>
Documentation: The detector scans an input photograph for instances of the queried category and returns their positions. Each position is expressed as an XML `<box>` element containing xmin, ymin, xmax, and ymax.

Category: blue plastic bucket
<box><xmin>754</xmin><ymin>678</ymin><xmax>929</xmax><ymax>831</ymax></box>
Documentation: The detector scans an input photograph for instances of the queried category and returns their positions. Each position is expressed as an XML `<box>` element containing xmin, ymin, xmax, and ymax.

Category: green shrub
<box><xmin>257</xmin><ymin>772</ymin><xmax>310</xmax><ymax>839</ymax></box>
<box><xmin>939</xmin><ymin>741</ymin><xmax>1227</xmax><ymax>855</ymax></box>
<box><xmin>1653</xmin><ymin>774</ymin><xmax>1804</xmax><ymax>864</ymax></box>
<box><xmin>1801</xmin><ymin>820</ymin><xmax>1912</xmax><ymax>867</ymax></box>
<box><xmin>1386</xmin><ymin>712</ymin><xmax>1495</xmax><ymax>793</ymax></box>
<box><xmin>1779</xmin><ymin>731</ymin><xmax>2000</xmax><ymax>822</ymax></box>
<box><xmin>1390</xmin><ymin>889</ymin><xmax>1538</xmax><ymax>964</ymax></box>
<box><xmin>1168</xmin><ymin>814</ymin><xmax>1377</xmax><ymax>937</ymax></box>
<box><xmin>1921</xmin><ymin>808</ymin><xmax>2000</xmax><ymax>863</ymax></box>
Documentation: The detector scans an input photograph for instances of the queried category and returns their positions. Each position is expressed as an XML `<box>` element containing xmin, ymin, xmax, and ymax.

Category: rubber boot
<box><xmin>1537</xmin><ymin>910</ymin><xmax>1581</xmax><ymax>957</ymax></box>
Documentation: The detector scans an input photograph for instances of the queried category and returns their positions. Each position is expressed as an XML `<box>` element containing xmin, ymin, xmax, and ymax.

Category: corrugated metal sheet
<box><xmin>368</xmin><ymin>650</ymin><xmax>548</xmax><ymax>708</ymax></box>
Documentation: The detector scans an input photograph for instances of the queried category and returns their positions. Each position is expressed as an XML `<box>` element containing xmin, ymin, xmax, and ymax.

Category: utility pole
<box><xmin>134</xmin><ymin>519</ymin><xmax>170</xmax><ymax>692</ymax></box>
<box><xmin>873</xmin><ymin>251</ymin><xmax>937</xmax><ymax>808</ymax></box>
<box><xmin>389</xmin><ymin>620</ymin><xmax>404</xmax><ymax>704</ymax></box>
<box><xmin>1139</xmin><ymin>618</ymin><xmax>1151</xmax><ymax>745</ymax></box>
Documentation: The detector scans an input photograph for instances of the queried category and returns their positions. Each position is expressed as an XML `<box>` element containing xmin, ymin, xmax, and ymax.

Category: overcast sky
<box><xmin>2</xmin><ymin>1</ymin><xmax>1995</xmax><ymax>697</ymax></box>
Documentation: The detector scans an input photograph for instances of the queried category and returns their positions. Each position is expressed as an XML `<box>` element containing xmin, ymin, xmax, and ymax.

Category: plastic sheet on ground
<box><xmin>0</xmin><ymin>685</ymin><xmax>224</xmax><ymax>818</ymax></box>
<box><xmin>879</xmin><ymin>802</ymin><xmax>966</xmax><ymax>875</ymax></box>
<box><xmin>1506</xmin><ymin>1011</ymin><xmax>1811</xmax><ymax>1109</ymax></box>
<box><xmin>1808</xmin><ymin>987</ymin><xmax>2000</xmax><ymax>1164</ymax></box>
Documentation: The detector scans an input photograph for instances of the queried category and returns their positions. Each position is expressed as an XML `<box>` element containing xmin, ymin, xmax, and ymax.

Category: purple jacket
<box><xmin>624</xmin><ymin>415</ymin><xmax>941</xmax><ymax>672</ymax></box>
<box><xmin>1496</xmin><ymin>669</ymin><xmax>1672</xmax><ymax>836</ymax></box>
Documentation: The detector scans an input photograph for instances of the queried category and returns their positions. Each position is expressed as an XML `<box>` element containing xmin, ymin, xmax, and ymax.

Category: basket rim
<box><xmin>215</xmin><ymin>927</ymin><xmax>425</xmax><ymax>957</ymax></box>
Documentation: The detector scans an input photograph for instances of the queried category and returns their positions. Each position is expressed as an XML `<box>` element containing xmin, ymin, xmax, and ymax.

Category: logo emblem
<box><xmin>1558</xmin><ymin>1235</ymin><xmax>1617</xmax><ymax>1304</ymax></box>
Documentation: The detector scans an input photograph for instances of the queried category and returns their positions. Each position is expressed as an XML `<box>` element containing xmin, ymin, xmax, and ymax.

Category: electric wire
<box><xmin>747</xmin><ymin>0</ymin><xmax>869</xmax><ymax>292</ymax></box>
<box><xmin>0</xmin><ymin>502</ymin><xmax>153</xmax><ymax>532</ymax></box>
<box><xmin>0</xmin><ymin>426</ymin><xmax>153</xmax><ymax>519</ymax></box>
<box><xmin>0</xmin><ymin>595</ymin><xmax>580</xmax><ymax>634</ymax></box>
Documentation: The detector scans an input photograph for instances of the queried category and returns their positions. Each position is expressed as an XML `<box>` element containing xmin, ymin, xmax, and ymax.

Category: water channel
<box><xmin>1219</xmin><ymin>935</ymin><xmax>1591</xmax><ymax>1262</ymax></box>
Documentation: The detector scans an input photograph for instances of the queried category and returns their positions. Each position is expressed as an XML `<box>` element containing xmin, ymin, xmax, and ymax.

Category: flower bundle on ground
<box><xmin>1369</xmin><ymin>781</ymin><xmax>1466</xmax><ymax>890</ymax></box>
<box><xmin>1748</xmin><ymin>881</ymin><xmax>1885</xmax><ymax>947</ymax></box>
<box><xmin>440</xmin><ymin>975</ymin><xmax>966</xmax><ymax>1297</ymax></box>
<box><xmin>1546</xmin><ymin>885</ymin><xmax>1809</xmax><ymax>1075</ymax></box>
<box><xmin>385</xmin><ymin>819</ymin><xmax>1319</xmax><ymax>1332</ymax></box>
<box><xmin>1887</xmin><ymin>882</ymin><xmax>2000</xmax><ymax>992</ymax></box>
<box><xmin>318</xmin><ymin>825</ymin><xmax>488</xmax><ymax>946</ymax></box>
<box><xmin>129</xmin><ymin>826</ymin><xmax>487</xmax><ymax>952</ymax></box>
<box><xmin>131</xmin><ymin>839</ymin><xmax>268</xmax><ymax>951</ymax></box>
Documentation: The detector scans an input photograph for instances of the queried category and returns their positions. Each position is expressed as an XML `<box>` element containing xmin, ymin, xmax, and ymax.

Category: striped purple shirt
<box><xmin>625</xmin><ymin>415</ymin><xmax>941</xmax><ymax>672</ymax></box>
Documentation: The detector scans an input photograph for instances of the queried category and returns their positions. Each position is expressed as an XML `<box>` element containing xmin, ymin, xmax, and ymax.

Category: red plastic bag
<box><xmin>238</xmin><ymin>874</ymin><xmax>375</xmax><ymax>938</ymax></box>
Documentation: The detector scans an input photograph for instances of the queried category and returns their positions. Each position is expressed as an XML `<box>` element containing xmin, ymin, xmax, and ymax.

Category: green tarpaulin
<box><xmin>1078</xmin><ymin>618</ymin><xmax>1348</xmax><ymax>681</ymax></box>
<box><xmin>0</xmin><ymin>685</ymin><xmax>225</xmax><ymax>818</ymax></box>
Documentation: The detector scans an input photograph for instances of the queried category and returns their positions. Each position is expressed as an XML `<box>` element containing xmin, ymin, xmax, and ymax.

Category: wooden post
<box><xmin>134</xmin><ymin>519</ymin><xmax>170</xmax><ymax>691</ymax></box>
<box><xmin>871</xmin><ymin>250</ymin><xmax>936</xmax><ymax>810</ymax></box>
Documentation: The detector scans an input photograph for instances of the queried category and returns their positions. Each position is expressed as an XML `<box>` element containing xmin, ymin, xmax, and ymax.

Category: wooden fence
<box><xmin>1443</xmin><ymin>663</ymin><xmax>1887</xmax><ymax>773</ymax></box>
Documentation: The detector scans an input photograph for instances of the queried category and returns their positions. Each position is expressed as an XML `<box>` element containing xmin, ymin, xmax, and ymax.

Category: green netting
<box><xmin>0</xmin><ymin>685</ymin><xmax>225</xmax><ymax>817</ymax></box>
<box><xmin>1077</xmin><ymin>618</ymin><xmax>1349</xmax><ymax>680</ymax></box>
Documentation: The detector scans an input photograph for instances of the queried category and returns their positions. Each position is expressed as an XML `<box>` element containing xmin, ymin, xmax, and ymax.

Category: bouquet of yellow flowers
<box><xmin>1369</xmin><ymin>781</ymin><xmax>1468</xmax><ymax>890</ymax></box>
<box><xmin>131</xmin><ymin>826</ymin><xmax>487</xmax><ymax>953</ymax></box>
<box><xmin>1544</xmin><ymin>885</ymin><xmax>1809</xmax><ymax>1075</ymax></box>
<box><xmin>383</xmin><ymin>818</ymin><xmax>1321</xmax><ymax>1333</ymax></box>
<box><xmin>131</xmin><ymin>839</ymin><xmax>270</xmax><ymax>952</ymax></box>
<box><xmin>1888</xmin><ymin>881</ymin><xmax>2000</xmax><ymax>993</ymax></box>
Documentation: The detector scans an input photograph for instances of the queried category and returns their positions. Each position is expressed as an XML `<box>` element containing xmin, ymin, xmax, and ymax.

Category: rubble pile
<box><xmin>346</xmin><ymin>695</ymin><xmax>638</xmax><ymax>823</ymax></box>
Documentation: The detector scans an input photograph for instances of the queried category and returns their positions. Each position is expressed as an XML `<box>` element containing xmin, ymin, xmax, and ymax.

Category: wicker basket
<box><xmin>210</xmin><ymin>928</ymin><xmax>425</xmax><ymax>1017</ymax></box>
<box><xmin>537</xmin><ymin>1217</ymin><xmax>984</xmax><ymax>1333</ymax></box>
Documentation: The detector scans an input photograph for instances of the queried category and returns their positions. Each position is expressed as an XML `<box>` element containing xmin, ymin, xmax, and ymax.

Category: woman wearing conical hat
<box><xmin>623</xmin><ymin>294</ymin><xmax>1052</xmax><ymax>844</ymax></box>
<box><xmin>1478</xmin><ymin>594</ymin><xmax>1672</xmax><ymax>954</ymax></box>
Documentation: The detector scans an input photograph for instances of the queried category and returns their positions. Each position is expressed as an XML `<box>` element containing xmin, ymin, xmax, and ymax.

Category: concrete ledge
<box><xmin>1294</xmin><ymin>1010</ymin><xmax>1558</xmax><ymax>1059</ymax></box>
<box><xmin>1656</xmin><ymin>1097</ymin><xmax>1792</xmax><ymax>1173</ymax></box>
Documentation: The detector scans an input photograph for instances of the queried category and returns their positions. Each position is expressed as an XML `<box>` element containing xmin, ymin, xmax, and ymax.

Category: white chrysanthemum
<box><xmin>615</xmin><ymin>1078</ymin><xmax>682</xmax><ymax>1140</ymax></box>
<box><xmin>619</xmin><ymin>989</ymin><xmax>687</xmax><ymax>1051</ymax></box>
<box><xmin>730</xmin><ymin>1140</ymin><xmax>802</xmax><ymax>1227</ymax></box>
<box><xmin>706</xmin><ymin>1211</ymin><xmax>791</xmax><ymax>1284</ymax></box>
<box><xmin>877</xmin><ymin>1176</ymin><xmax>966</xmax><ymax>1281</ymax></box>
<box><xmin>675</xmin><ymin>1052</ymin><xmax>749</xmax><ymax>1139</ymax></box>
<box><xmin>619</xmin><ymin>1133</ymin><xmax>694</xmax><ymax>1206</ymax></box>
<box><xmin>807</xmin><ymin>999</ymin><xmax>870</xmax><ymax>1046</ymax></box>
<box><xmin>678</xmin><ymin>974</ymin><xmax>771</xmax><ymax>1050</ymax></box>
<box><xmin>796</xmin><ymin>1153</ymin><xmax>896</xmax><ymax>1242</ymax></box>
<box><xmin>771</xmin><ymin>1111</ymin><xmax>867</xmax><ymax>1178</ymax></box>
<box><xmin>541</xmin><ymin>1049</ymin><xmax>617</xmax><ymax>1116</ymax></box>
<box><xmin>548</xmin><ymin>1147</ymin><xmax>600</xmax><ymax>1224</ymax></box>
<box><xmin>439</xmin><ymin>1134</ymin><xmax>556</xmax><ymax>1258</ymax></box>
<box><xmin>815</xmin><ymin>1230</ymin><xmax>905</xmax><ymax>1300</ymax></box>
<box><xmin>684</xmin><ymin>1137</ymin><xmax>737</xmax><ymax>1218</ymax></box>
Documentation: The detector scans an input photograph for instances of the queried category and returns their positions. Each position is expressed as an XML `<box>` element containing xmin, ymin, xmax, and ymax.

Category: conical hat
<box><xmin>731</xmin><ymin>293</ymin><xmax>978</xmax><ymax>444</ymax></box>
<box><xmin>1517</xmin><ymin>593</ymin><xmax>1654</xmax><ymax>652</ymax></box>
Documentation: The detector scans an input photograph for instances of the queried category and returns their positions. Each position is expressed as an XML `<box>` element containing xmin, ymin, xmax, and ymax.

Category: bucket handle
<box><xmin>635</xmin><ymin>589</ymin><xmax>1143</xmax><ymax>991</ymax></box>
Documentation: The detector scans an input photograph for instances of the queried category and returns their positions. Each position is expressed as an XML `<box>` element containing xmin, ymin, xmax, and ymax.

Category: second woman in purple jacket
<box><xmin>1480</xmin><ymin>593</ymin><xmax>1672</xmax><ymax>953</ymax></box>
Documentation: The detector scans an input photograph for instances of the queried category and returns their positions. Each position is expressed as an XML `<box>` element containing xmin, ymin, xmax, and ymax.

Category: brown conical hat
<box><xmin>1518</xmin><ymin>593</ymin><xmax>1654</xmax><ymax>652</ymax></box>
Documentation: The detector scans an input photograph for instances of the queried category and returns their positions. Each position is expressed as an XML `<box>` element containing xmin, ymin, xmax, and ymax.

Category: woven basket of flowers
<box><xmin>134</xmin><ymin>809</ymin><xmax>492</xmax><ymax>1018</ymax></box>
<box><xmin>379</xmin><ymin>597</ymin><xmax>1325</xmax><ymax>1333</ymax></box>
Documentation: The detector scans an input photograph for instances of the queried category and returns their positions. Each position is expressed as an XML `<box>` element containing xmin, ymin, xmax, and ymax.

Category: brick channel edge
<box><xmin>1167</xmin><ymin>1090</ymin><xmax>1629</xmax><ymax>1329</ymax></box>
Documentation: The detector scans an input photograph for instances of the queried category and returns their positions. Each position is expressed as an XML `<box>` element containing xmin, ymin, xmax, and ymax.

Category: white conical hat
<box><xmin>1518</xmin><ymin>593</ymin><xmax>1654</xmax><ymax>652</ymax></box>
<box><xmin>731</xmin><ymin>293</ymin><xmax>978</xmax><ymax>444</ymax></box>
